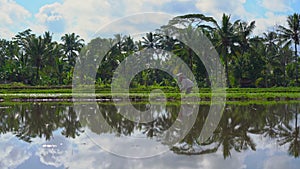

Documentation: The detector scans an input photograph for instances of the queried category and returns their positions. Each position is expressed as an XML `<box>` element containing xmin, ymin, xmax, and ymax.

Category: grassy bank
<box><xmin>0</xmin><ymin>86</ymin><xmax>299</xmax><ymax>102</ymax></box>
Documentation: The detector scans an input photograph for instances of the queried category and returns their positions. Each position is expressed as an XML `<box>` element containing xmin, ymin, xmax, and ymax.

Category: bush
<box><xmin>255</xmin><ymin>77</ymin><xmax>264</xmax><ymax>88</ymax></box>
<box><xmin>287</xmin><ymin>80</ymin><xmax>297</xmax><ymax>87</ymax></box>
<box><xmin>11</xmin><ymin>82</ymin><xmax>26</xmax><ymax>86</ymax></box>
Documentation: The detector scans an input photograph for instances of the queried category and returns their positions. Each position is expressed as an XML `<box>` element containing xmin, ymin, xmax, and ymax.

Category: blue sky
<box><xmin>15</xmin><ymin>0</ymin><xmax>63</xmax><ymax>14</ymax></box>
<box><xmin>0</xmin><ymin>0</ymin><xmax>299</xmax><ymax>41</ymax></box>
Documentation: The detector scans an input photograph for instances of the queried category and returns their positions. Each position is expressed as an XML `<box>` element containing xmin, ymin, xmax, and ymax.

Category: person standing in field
<box><xmin>176</xmin><ymin>73</ymin><xmax>194</xmax><ymax>94</ymax></box>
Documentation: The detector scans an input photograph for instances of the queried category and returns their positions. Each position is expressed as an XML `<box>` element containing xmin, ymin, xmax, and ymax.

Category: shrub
<box><xmin>255</xmin><ymin>77</ymin><xmax>264</xmax><ymax>88</ymax></box>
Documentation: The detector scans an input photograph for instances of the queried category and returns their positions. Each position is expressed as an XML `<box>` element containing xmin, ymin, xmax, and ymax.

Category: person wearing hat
<box><xmin>176</xmin><ymin>73</ymin><xmax>194</xmax><ymax>94</ymax></box>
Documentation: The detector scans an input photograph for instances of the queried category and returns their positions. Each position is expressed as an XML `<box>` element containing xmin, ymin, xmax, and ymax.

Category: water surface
<box><xmin>0</xmin><ymin>102</ymin><xmax>299</xmax><ymax>169</ymax></box>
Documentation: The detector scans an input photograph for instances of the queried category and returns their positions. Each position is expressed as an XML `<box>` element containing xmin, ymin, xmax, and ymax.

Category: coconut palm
<box><xmin>213</xmin><ymin>14</ymin><xmax>240</xmax><ymax>87</ymax></box>
<box><xmin>22</xmin><ymin>31</ymin><xmax>58</xmax><ymax>84</ymax></box>
<box><xmin>277</xmin><ymin>13</ymin><xmax>300</xmax><ymax>85</ymax></box>
<box><xmin>13</xmin><ymin>29</ymin><xmax>32</xmax><ymax>64</ymax></box>
<box><xmin>61</xmin><ymin>33</ymin><xmax>84</xmax><ymax>67</ymax></box>
<box><xmin>232</xmin><ymin>20</ymin><xmax>256</xmax><ymax>85</ymax></box>
<box><xmin>262</xmin><ymin>31</ymin><xmax>280</xmax><ymax>87</ymax></box>
<box><xmin>236</xmin><ymin>21</ymin><xmax>256</xmax><ymax>56</ymax></box>
<box><xmin>278</xmin><ymin>43</ymin><xmax>294</xmax><ymax>86</ymax></box>
<box><xmin>140</xmin><ymin>32</ymin><xmax>162</xmax><ymax>85</ymax></box>
<box><xmin>141</xmin><ymin>32</ymin><xmax>162</xmax><ymax>54</ymax></box>
<box><xmin>23</xmin><ymin>35</ymin><xmax>47</xmax><ymax>83</ymax></box>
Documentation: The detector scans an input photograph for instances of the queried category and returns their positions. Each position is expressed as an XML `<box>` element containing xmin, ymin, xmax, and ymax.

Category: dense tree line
<box><xmin>0</xmin><ymin>13</ymin><xmax>299</xmax><ymax>87</ymax></box>
<box><xmin>0</xmin><ymin>29</ymin><xmax>84</xmax><ymax>85</ymax></box>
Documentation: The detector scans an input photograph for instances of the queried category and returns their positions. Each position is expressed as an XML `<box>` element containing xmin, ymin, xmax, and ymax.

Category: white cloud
<box><xmin>0</xmin><ymin>27</ymin><xmax>15</xmax><ymax>39</ymax></box>
<box><xmin>35</xmin><ymin>135</ymin><xmax>73</xmax><ymax>168</ymax></box>
<box><xmin>193</xmin><ymin>0</ymin><xmax>290</xmax><ymax>36</ymax></box>
<box><xmin>195</xmin><ymin>0</ymin><xmax>251</xmax><ymax>20</ymax></box>
<box><xmin>0</xmin><ymin>0</ymin><xmax>31</xmax><ymax>24</ymax></box>
<box><xmin>34</xmin><ymin>0</ymin><xmax>114</xmax><ymax>40</ymax></box>
<box><xmin>199</xmin><ymin>153</ymin><xmax>247</xmax><ymax>169</ymax></box>
<box><xmin>0</xmin><ymin>133</ymin><xmax>32</xmax><ymax>169</ymax></box>
<box><xmin>260</xmin><ymin>0</ymin><xmax>292</xmax><ymax>12</ymax></box>
<box><xmin>0</xmin><ymin>0</ymin><xmax>31</xmax><ymax>39</ymax></box>
<box><xmin>35</xmin><ymin>3</ymin><xmax>63</xmax><ymax>23</ymax></box>
<box><xmin>253</xmin><ymin>12</ymin><xmax>287</xmax><ymax>35</ymax></box>
<box><xmin>34</xmin><ymin>0</ymin><xmax>175</xmax><ymax>41</ymax></box>
<box><xmin>263</xmin><ymin>155</ymin><xmax>291</xmax><ymax>169</ymax></box>
<box><xmin>96</xmin><ymin>13</ymin><xmax>173</xmax><ymax>39</ymax></box>
<box><xmin>0</xmin><ymin>0</ymin><xmax>294</xmax><ymax>41</ymax></box>
<box><xmin>34</xmin><ymin>2</ymin><xmax>65</xmax><ymax>34</ymax></box>
<box><xmin>9</xmin><ymin>124</ymin><xmax>291</xmax><ymax>169</ymax></box>
<box><xmin>56</xmin><ymin>127</ymin><xmax>249</xmax><ymax>169</ymax></box>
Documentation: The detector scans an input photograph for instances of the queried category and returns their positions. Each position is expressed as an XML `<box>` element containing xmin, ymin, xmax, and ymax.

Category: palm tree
<box><xmin>141</xmin><ymin>32</ymin><xmax>162</xmax><ymax>52</ymax></box>
<box><xmin>233</xmin><ymin>20</ymin><xmax>256</xmax><ymax>85</ymax></box>
<box><xmin>277</xmin><ymin>13</ymin><xmax>300</xmax><ymax>85</ymax></box>
<box><xmin>21</xmin><ymin>31</ymin><xmax>58</xmax><ymax>84</ymax></box>
<box><xmin>23</xmin><ymin>35</ymin><xmax>47</xmax><ymax>83</ymax></box>
<box><xmin>61</xmin><ymin>33</ymin><xmax>84</xmax><ymax>68</ymax></box>
<box><xmin>13</xmin><ymin>29</ymin><xmax>33</xmax><ymax>66</ymax></box>
<box><xmin>236</xmin><ymin>21</ymin><xmax>256</xmax><ymax>56</ymax></box>
<box><xmin>262</xmin><ymin>31</ymin><xmax>279</xmax><ymax>87</ymax></box>
<box><xmin>140</xmin><ymin>32</ymin><xmax>162</xmax><ymax>86</ymax></box>
<box><xmin>213</xmin><ymin>14</ymin><xmax>240</xmax><ymax>87</ymax></box>
<box><xmin>121</xmin><ymin>35</ymin><xmax>135</xmax><ymax>74</ymax></box>
<box><xmin>278</xmin><ymin>43</ymin><xmax>294</xmax><ymax>86</ymax></box>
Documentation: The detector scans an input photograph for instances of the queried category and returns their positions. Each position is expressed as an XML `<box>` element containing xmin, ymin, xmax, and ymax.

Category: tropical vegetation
<box><xmin>0</xmin><ymin>13</ymin><xmax>299</xmax><ymax>88</ymax></box>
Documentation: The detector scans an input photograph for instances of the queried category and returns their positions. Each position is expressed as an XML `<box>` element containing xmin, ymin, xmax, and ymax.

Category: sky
<box><xmin>0</xmin><ymin>0</ymin><xmax>300</xmax><ymax>42</ymax></box>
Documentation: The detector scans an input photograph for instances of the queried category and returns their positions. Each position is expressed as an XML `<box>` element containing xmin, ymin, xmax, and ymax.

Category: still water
<box><xmin>0</xmin><ymin>102</ymin><xmax>299</xmax><ymax>169</ymax></box>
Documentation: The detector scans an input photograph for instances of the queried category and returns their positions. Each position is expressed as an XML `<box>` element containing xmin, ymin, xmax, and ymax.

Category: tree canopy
<box><xmin>0</xmin><ymin>13</ymin><xmax>299</xmax><ymax>87</ymax></box>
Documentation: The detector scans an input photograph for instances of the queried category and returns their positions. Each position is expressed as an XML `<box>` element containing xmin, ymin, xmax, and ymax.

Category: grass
<box><xmin>0</xmin><ymin>85</ymin><xmax>299</xmax><ymax>102</ymax></box>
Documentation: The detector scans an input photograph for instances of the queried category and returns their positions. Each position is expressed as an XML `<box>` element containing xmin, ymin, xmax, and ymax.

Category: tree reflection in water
<box><xmin>277</xmin><ymin>104</ymin><xmax>300</xmax><ymax>157</ymax></box>
<box><xmin>0</xmin><ymin>102</ymin><xmax>299</xmax><ymax>158</ymax></box>
<box><xmin>0</xmin><ymin>103</ymin><xmax>83</xmax><ymax>142</ymax></box>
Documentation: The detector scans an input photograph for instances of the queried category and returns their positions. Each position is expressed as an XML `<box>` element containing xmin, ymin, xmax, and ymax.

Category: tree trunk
<box><xmin>225</xmin><ymin>54</ymin><xmax>230</xmax><ymax>88</ymax></box>
<box><xmin>294</xmin><ymin>43</ymin><xmax>299</xmax><ymax>85</ymax></box>
<box><xmin>205</xmin><ymin>70</ymin><xmax>211</xmax><ymax>87</ymax></box>
<box><xmin>283</xmin><ymin>57</ymin><xmax>287</xmax><ymax>87</ymax></box>
<box><xmin>188</xmin><ymin>48</ymin><xmax>193</xmax><ymax>71</ymax></box>
<box><xmin>36</xmin><ymin>56</ymin><xmax>41</xmax><ymax>84</ymax></box>
<box><xmin>36</xmin><ymin>66</ymin><xmax>39</xmax><ymax>83</ymax></box>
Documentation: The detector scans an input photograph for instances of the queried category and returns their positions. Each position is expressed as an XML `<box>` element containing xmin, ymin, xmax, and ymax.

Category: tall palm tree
<box><xmin>21</xmin><ymin>31</ymin><xmax>57</xmax><ymax>84</ymax></box>
<box><xmin>278</xmin><ymin>43</ymin><xmax>294</xmax><ymax>86</ymax></box>
<box><xmin>141</xmin><ymin>32</ymin><xmax>162</xmax><ymax>51</ymax></box>
<box><xmin>13</xmin><ymin>29</ymin><xmax>33</xmax><ymax>70</ymax></box>
<box><xmin>141</xmin><ymin>32</ymin><xmax>162</xmax><ymax>86</ymax></box>
<box><xmin>233</xmin><ymin>20</ymin><xmax>256</xmax><ymax>84</ymax></box>
<box><xmin>213</xmin><ymin>14</ymin><xmax>240</xmax><ymax>87</ymax></box>
<box><xmin>277</xmin><ymin>13</ymin><xmax>300</xmax><ymax>85</ymax></box>
<box><xmin>23</xmin><ymin>35</ymin><xmax>47</xmax><ymax>83</ymax></box>
<box><xmin>61</xmin><ymin>33</ymin><xmax>84</xmax><ymax>67</ymax></box>
<box><xmin>0</xmin><ymin>39</ymin><xmax>7</xmax><ymax>68</ymax></box>
<box><xmin>236</xmin><ymin>21</ymin><xmax>256</xmax><ymax>56</ymax></box>
<box><xmin>262</xmin><ymin>31</ymin><xmax>279</xmax><ymax>87</ymax></box>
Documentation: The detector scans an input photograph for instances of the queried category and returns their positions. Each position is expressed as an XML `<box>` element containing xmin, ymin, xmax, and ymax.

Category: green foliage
<box><xmin>255</xmin><ymin>77</ymin><xmax>265</xmax><ymax>88</ymax></box>
<box><xmin>0</xmin><ymin>13</ymin><xmax>299</xmax><ymax>88</ymax></box>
